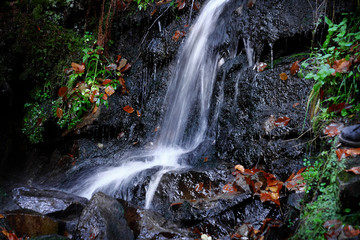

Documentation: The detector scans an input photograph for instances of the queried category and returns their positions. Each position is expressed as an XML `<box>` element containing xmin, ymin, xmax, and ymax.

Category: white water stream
<box><xmin>72</xmin><ymin>0</ymin><xmax>230</xmax><ymax>208</ymax></box>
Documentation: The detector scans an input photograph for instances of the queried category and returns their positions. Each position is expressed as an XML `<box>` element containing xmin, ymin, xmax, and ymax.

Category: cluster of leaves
<box><xmin>53</xmin><ymin>39</ymin><xmax>131</xmax><ymax>130</ymax></box>
<box><xmin>299</xmin><ymin>12</ymin><xmax>360</xmax><ymax>127</ymax></box>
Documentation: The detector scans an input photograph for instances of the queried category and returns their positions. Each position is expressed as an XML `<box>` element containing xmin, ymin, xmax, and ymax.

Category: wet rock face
<box><xmin>76</xmin><ymin>192</ymin><xmax>134</xmax><ymax>240</ymax></box>
<box><xmin>215</xmin><ymin>55</ymin><xmax>313</xmax><ymax>180</ymax></box>
<box><xmin>12</xmin><ymin>187</ymin><xmax>88</xmax><ymax>215</ymax></box>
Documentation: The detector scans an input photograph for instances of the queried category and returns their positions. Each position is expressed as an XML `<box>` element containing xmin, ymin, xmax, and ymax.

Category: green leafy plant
<box><xmin>300</xmin><ymin>12</ymin><xmax>360</xmax><ymax>127</ymax></box>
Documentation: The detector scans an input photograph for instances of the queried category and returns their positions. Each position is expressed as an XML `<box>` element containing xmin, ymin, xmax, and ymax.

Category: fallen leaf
<box><xmin>204</xmin><ymin>157</ymin><xmax>208</xmax><ymax>162</ymax></box>
<box><xmin>170</xmin><ymin>202</ymin><xmax>182</xmax><ymax>206</ymax></box>
<box><xmin>327</xmin><ymin>102</ymin><xmax>352</xmax><ymax>114</ymax></box>
<box><xmin>177</xmin><ymin>0</ymin><xmax>185</xmax><ymax>10</ymax></box>
<box><xmin>336</xmin><ymin>148</ymin><xmax>348</xmax><ymax>161</ymax></box>
<box><xmin>346</xmin><ymin>148</ymin><xmax>360</xmax><ymax>156</ymax></box>
<box><xmin>116</xmin><ymin>55</ymin><xmax>121</xmax><ymax>64</ymax></box>
<box><xmin>56</xmin><ymin>108</ymin><xmax>63</xmax><ymax>118</ymax></box>
<box><xmin>172</xmin><ymin>30</ymin><xmax>181</xmax><ymax>41</ymax></box>
<box><xmin>0</xmin><ymin>214</ymin><xmax>4</xmax><ymax>219</ymax></box>
<box><xmin>120</xmin><ymin>63</ymin><xmax>131</xmax><ymax>73</ymax></box>
<box><xmin>235</xmin><ymin>164</ymin><xmax>245</xmax><ymax>172</ymax></box>
<box><xmin>71</xmin><ymin>62</ymin><xmax>85</xmax><ymax>73</ymax></box>
<box><xmin>260</xmin><ymin>191</ymin><xmax>280</xmax><ymax>206</ymax></box>
<box><xmin>292</xmin><ymin>102</ymin><xmax>300</xmax><ymax>108</ymax></box>
<box><xmin>92</xmin><ymin>105</ymin><xmax>98</xmax><ymax>114</ymax></box>
<box><xmin>343</xmin><ymin>225</ymin><xmax>360</xmax><ymax>237</ymax></box>
<box><xmin>279</xmin><ymin>72</ymin><xmax>288</xmax><ymax>80</ymax></box>
<box><xmin>332</xmin><ymin>58</ymin><xmax>351</xmax><ymax>76</ymax></box>
<box><xmin>223</xmin><ymin>183</ymin><xmax>237</xmax><ymax>193</ymax></box>
<box><xmin>105</xmin><ymin>63</ymin><xmax>117</xmax><ymax>71</ymax></box>
<box><xmin>102</xmin><ymin>94</ymin><xmax>108</xmax><ymax>100</ymax></box>
<box><xmin>274</xmin><ymin>116</ymin><xmax>291</xmax><ymax>127</ymax></box>
<box><xmin>36</xmin><ymin>118</ymin><xmax>43</xmax><ymax>126</ymax></box>
<box><xmin>257</xmin><ymin>62</ymin><xmax>267</xmax><ymax>72</ymax></box>
<box><xmin>323</xmin><ymin>123</ymin><xmax>344</xmax><ymax>137</ymax></box>
<box><xmin>118</xmin><ymin>58</ymin><xmax>128</xmax><ymax>70</ymax></box>
<box><xmin>123</xmin><ymin>105</ymin><xmax>134</xmax><ymax>113</ymax></box>
<box><xmin>195</xmin><ymin>182</ymin><xmax>204</xmax><ymax>192</ymax></box>
<box><xmin>58</xmin><ymin>86</ymin><xmax>68</xmax><ymax>97</ymax></box>
<box><xmin>136</xmin><ymin>110</ymin><xmax>141</xmax><ymax>117</ymax></box>
<box><xmin>151</xmin><ymin>8</ymin><xmax>157</xmax><ymax>16</ymax></box>
<box><xmin>193</xmin><ymin>0</ymin><xmax>200</xmax><ymax>10</ymax></box>
<box><xmin>105</xmin><ymin>85</ymin><xmax>115</xmax><ymax>96</ymax></box>
<box><xmin>290</xmin><ymin>60</ymin><xmax>300</xmax><ymax>75</ymax></box>
<box><xmin>345</xmin><ymin>166</ymin><xmax>360</xmax><ymax>175</ymax></box>
<box><xmin>102</xmin><ymin>79</ymin><xmax>112</xmax><ymax>85</ymax></box>
<box><xmin>323</xmin><ymin>219</ymin><xmax>343</xmax><ymax>230</ymax></box>
<box><xmin>284</xmin><ymin>167</ymin><xmax>306</xmax><ymax>192</ymax></box>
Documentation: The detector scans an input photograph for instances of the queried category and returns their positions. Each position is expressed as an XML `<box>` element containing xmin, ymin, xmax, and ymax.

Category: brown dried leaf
<box><xmin>323</xmin><ymin>123</ymin><xmax>343</xmax><ymax>137</ymax></box>
<box><xmin>118</xmin><ymin>58</ymin><xmax>128</xmax><ymax>70</ymax></box>
<box><xmin>290</xmin><ymin>60</ymin><xmax>300</xmax><ymax>75</ymax></box>
<box><xmin>56</xmin><ymin>108</ymin><xmax>63</xmax><ymax>118</ymax></box>
<box><xmin>92</xmin><ymin>105</ymin><xmax>98</xmax><ymax>114</ymax></box>
<box><xmin>279</xmin><ymin>72</ymin><xmax>288</xmax><ymax>80</ymax></box>
<box><xmin>58</xmin><ymin>86</ymin><xmax>68</xmax><ymax>97</ymax></box>
<box><xmin>274</xmin><ymin>116</ymin><xmax>291</xmax><ymax>127</ymax></box>
<box><xmin>120</xmin><ymin>63</ymin><xmax>131</xmax><ymax>73</ymax></box>
<box><xmin>257</xmin><ymin>62</ymin><xmax>267</xmax><ymax>72</ymax></box>
<box><xmin>123</xmin><ymin>105</ymin><xmax>134</xmax><ymax>113</ymax></box>
<box><xmin>71</xmin><ymin>62</ymin><xmax>85</xmax><ymax>73</ymax></box>
<box><xmin>172</xmin><ymin>30</ymin><xmax>181</xmax><ymax>41</ymax></box>
<box><xmin>345</xmin><ymin>166</ymin><xmax>360</xmax><ymax>175</ymax></box>
<box><xmin>105</xmin><ymin>85</ymin><xmax>115</xmax><ymax>96</ymax></box>
<box><xmin>332</xmin><ymin>58</ymin><xmax>351</xmax><ymax>75</ymax></box>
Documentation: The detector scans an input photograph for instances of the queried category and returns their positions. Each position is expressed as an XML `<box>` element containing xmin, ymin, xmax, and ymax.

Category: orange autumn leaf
<box><xmin>0</xmin><ymin>214</ymin><xmax>4</xmax><ymax>219</ymax></box>
<box><xmin>136</xmin><ymin>110</ymin><xmax>141</xmax><ymax>117</ymax></box>
<box><xmin>292</xmin><ymin>102</ymin><xmax>300</xmax><ymax>108</ymax></box>
<box><xmin>102</xmin><ymin>79</ymin><xmax>112</xmax><ymax>85</ymax></box>
<box><xmin>195</xmin><ymin>182</ymin><xmax>204</xmax><ymax>192</ymax></box>
<box><xmin>323</xmin><ymin>123</ymin><xmax>343</xmax><ymax>137</ymax></box>
<box><xmin>346</xmin><ymin>148</ymin><xmax>360</xmax><ymax>155</ymax></box>
<box><xmin>71</xmin><ymin>62</ymin><xmax>85</xmax><ymax>73</ymax></box>
<box><xmin>284</xmin><ymin>167</ymin><xmax>306</xmax><ymax>192</ymax></box>
<box><xmin>105</xmin><ymin>85</ymin><xmax>115</xmax><ymax>96</ymax></box>
<box><xmin>120</xmin><ymin>63</ymin><xmax>131</xmax><ymax>73</ymax></box>
<box><xmin>204</xmin><ymin>157</ymin><xmax>208</xmax><ymax>162</ymax></box>
<box><xmin>151</xmin><ymin>8</ymin><xmax>157</xmax><ymax>16</ymax></box>
<box><xmin>56</xmin><ymin>108</ymin><xmax>63</xmax><ymax>118</ymax></box>
<box><xmin>92</xmin><ymin>105</ymin><xmax>98</xmax><ymax>114</ymax></box>
<box><xmin>274</xmin><ymin>116</ymin><xmax>290</xmax><ymax>127</ymax></box>
<box><xmin>123</xmin><ymin>105</ymin><xmax>134</xmax><ymax>113</ymax></box>
<box><xmin>256</xmin><ymin>62</ymin><xmax>267</xmax><ymax>72</ymax></box>
<box><xmin>332</xmin><ymin>58</ymin><xmax>351</xmax><ymax>76</ymax></box>
<box><xmin>58</xmin><ymin>86</ymin><xmax>68</xmax><ymax>97</ymax></box>
<box><xmin>102</xmin><ymin>94</ymin><xmax>108</xmax><ymax>101</ymax></box>
<box><xmin>223</xmin><ymin>183</ymin><xmax>237</xmax><ymax>193</ymax></box>
<box><xmin>260</xmin><ymin>191</ymin><xmax>280</xmax><ymax>206</ymax></box>
<box><xmin>345</xmin><ymin>166</ymin><xmax>360</xmax><ymax>175</ymax></box>
<box><xmin>343</xmin><ymin>225</ymin><xmax>360</xmax><ymax>237</ymax></box>
<box><xmin>279</xmin><ymin>72</ymin><xmax>288</xmax><ymax>80</ymax></box>
<box><xmin>290</xmin><ymin>60</ymin><xmax>300</xmax><ymax>75</ymax></box>
<box><xmin>116</xmin><ymin>55</ymin><xmax>122</xmax><ymax>64</ymax></box>
<box><xmin>172</xmin><ymin>30</ymin><xmax>181</xmax><ymax>41</ymax></box>
<box><xmin>170</xmin><ymin>202</ymin><xmax>182</xmax><ymax>206</ymax></box>
<box><xmin>336</xmin><ymin>148</ymin><xmax>348</xmax><ymax>161</ymax></box>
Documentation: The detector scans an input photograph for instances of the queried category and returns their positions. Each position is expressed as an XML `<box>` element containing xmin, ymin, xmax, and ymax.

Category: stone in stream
<box><xmin>76</xmin><ymin>192</ymin><xmax>134</xmax><ymax>240</ymax></box>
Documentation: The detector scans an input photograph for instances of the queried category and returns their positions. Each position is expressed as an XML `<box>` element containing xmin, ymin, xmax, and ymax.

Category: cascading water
<box><xmin>70</xmin><ymin>0</ymin><xmax>231</xmax><ymax>209</ymax></box>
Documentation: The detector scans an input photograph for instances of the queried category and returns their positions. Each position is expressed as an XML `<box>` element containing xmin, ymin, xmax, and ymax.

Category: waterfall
<box><xmin>70</xmin><ymin>0</ymin><xmax>231</xmax><ymax>209</ymax></box>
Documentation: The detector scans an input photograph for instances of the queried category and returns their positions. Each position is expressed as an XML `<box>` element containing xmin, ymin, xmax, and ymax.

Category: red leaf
<box><xmin>177</xmin><ymin>0</ymin><xmax>185</xmax><ymax>10</ymax></box>
<box><xmin>172</xmin><ymin>30</ymin><xmax>181</xmax><ymax>41</ymax></box>
<box><xmin>223</xmin><ymin>182</ymin><xmax>237</xmax><ymax>193</ymax></box>
<box><xmin>323</xmin><ymin>123</ymin><xmax>343</xmax><ymax>137</ymax></box>
<box><xmin>193</xmin><ymin>0</ymin><xmax>200</xmax><ymax>10</ymax></box>
<box><xmin>195</xmin><ymin>182</ymin><xmax>204</xmax><ymax>192</ymax></box>
<box><xmin>290</xmin><ymin>60</ymin><xmax>300</xmax><ymax>75</ymax></box>
<box><xmin>328</xmin><ymin>102</ymin><xmax>352</xmax><ymax>114</ymax></box>
<box><xmin>120</xmin><ymin>63</ymin><xmax>131</xmax><ymax>73</ymax></box>
<box><xmin>123</xmin><ymin>105</ymin><xmax>134</xmax><ymax>113</ymax></box>
<box><xmin>345</xmin><ymin>166</ymin><xmax>360</xmax><ymax>175</ymax></box>
<box><xmin>58</xmin><ymin>86</ymin><xmax>68</xmax><ymax>97</ymax></box>
<box><xmin>115</xmin><ymin>55</ymin><xmax>122</xmax><ymax>64</ymax></box>
<box><xmin>151</xmin><ymin>8</ymin><xmax>157</xmax><ymax>16</ymax></box>
<box><xmin>274</xmin><ymin>116</ymin><xmax>291</xmax><ymax>127</ymax></box>
<box><xmin>102</xmin><ymin>94</ymin><xmax>108</xmax><ymax>100</ymax></box>
<box><xmin>279</xmin><ymin>72</ymin><xmax>288</xmax><ymax>81</ymax></box>
<box><xmin>105</xmin><ymin>85</ymin><xmax>115</xmax><ymax>96</ymax></box>
<box><xmin>102</xmin><ymin>79</ymin><xmax>112</xmax><ymax>85</ymax></box>
<box><xmin>343</xmin><ymin>225</ymin><xmax>360</xmax><ymax>237</ymax></box>
<box><xmin>260</xmin><ymin>191</ymin><xmax>280</xmax><ymax>206</ymax></box>
<box><xmin>71</xmin><ymin>62</ymin><xmax>85</xmax><ymax>73</ymax></box>
<box><xmin>56</xmin><ymin>108</ymin><xmax>63</xmax><ymax>118</ymax></box>
<box><xmin>336</xmin><ymin>148</ymin><xmax>348</xmax><ymax>161</ymax></box>
<box><xmin>284</xmin><ymin>168</ymin><xmax>306</xmax><ymax>192</ymax></box>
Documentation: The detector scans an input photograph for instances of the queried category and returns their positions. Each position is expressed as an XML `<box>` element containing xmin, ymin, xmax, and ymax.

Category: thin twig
<box><xmin>283</xmin><ymin>128</ymin><xmax>312</xmax><ymax>142</ymax></box>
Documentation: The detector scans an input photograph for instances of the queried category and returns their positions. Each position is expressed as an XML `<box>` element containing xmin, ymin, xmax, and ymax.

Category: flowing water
<box><xmin>70</xmin><ymin>0</ymin><xmax>231</xmax><ymax>209</ymax></box>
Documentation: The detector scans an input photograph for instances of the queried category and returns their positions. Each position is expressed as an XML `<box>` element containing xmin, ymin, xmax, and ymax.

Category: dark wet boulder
<box><xmin>12</xmin><ymin>187</ymin><xmax>88</xmax><ymax>216</ymax></box>
<box><xmin>338</xmin><ymin>157</ymin><xmax>360</xmax><ymax>212</ymax></box>
<box><xmin>76</xmin><ymin>192</ymin><xmax>134</xmax><ymax>240</ymax></box>
<box><xmin>5</xmin><ymin>209</ymin><xmax>61</xmax><ymax>237</ymax></box>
